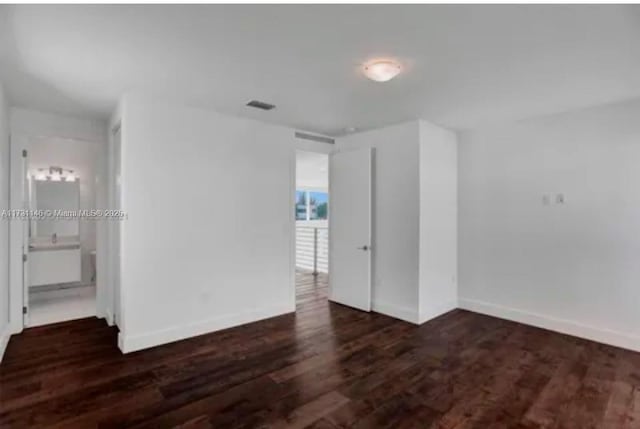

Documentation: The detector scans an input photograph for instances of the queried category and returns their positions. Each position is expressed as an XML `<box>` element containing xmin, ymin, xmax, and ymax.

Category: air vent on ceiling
<box><xmin>246</xmin><ymin>100</ymin><xmax>276</xmax><ymax>111</ymax></box>
<box><xmin>294</xmin><ymin>131</ymin><xmax>335</xmax><ymax>145</ymax></box>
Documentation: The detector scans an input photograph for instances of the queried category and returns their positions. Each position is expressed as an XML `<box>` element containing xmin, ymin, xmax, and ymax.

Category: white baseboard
<box><xmin>372</xmin><ymin>300</ymin><xmax>420</xmax><ymax>324</ymax></box>
<box><xmin>118</xmin><ymin>303</ymin><xmax>295</xmax><ymax>353</ymax></box>
<box><xmin>0</xmin><ymin>325</ymin><xmax>12</xmax><ymax>363</ymax></box>
<box><xmin>418</xmin><ymin>299</ymin><xmax>458</xmax><ymax>325</ymax></box>
<box><xmin>104</xmin><ymin>308</ymin><xmax>114</xmax><ymax>326</ymax></box>
<box><xmin>459</xmin><ymin>298</ymin><xmax>640</xmax><ymax>353</ymax></box>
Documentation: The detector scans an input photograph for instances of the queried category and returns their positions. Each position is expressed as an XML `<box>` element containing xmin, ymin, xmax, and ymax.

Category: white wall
<box><xmin>10</xmin><ymin>108</ymin><xmax>107</xmax><ymax>143</ymax></box>
<box><xmin>337</xmin><ymin>122</ymin><xmax>421</xmax><ymax>323</ymax></box>
<box><xmin>296</xmin><ymin>151</ymin><xmax>328</xmax><ymax>191</ymax></box>
<box><xmin>419</xmin><ymin>121</ymin><xmax>458</xmax><ymax>323</ymax></box>
<box><xmin>459</xmin><ymin>99</ymin><xmax>640</xmax><ymax>351</ymax></box>
<box><xmin>117</xmin><ymin>94</ymin><xmax>301</xmax><ymax>352</ymax></box>
<box><xmin>0</xmin><ymin>83</ymin><xmax>10</xmax><ymax>361</ymax></box>
<box><xmin>336</xmin><ymin>120</ymin><xmax>457</xmax><ymax>324</ymax></box>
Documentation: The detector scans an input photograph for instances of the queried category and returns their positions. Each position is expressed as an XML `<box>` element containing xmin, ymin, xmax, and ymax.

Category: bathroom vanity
<box><xmin>29</xmin><ymin>240</ymin><xmax>82</xmax><ymax>286</ymax></box>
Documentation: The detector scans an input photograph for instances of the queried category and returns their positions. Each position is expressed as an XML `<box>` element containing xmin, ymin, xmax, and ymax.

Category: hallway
<box><xmin>296</xmin><ymin>270</ymin><xmax>328</xmax><ymax>309</ymax></box>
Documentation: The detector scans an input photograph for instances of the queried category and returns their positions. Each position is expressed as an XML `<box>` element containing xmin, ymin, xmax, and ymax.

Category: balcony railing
<box><xmin>296</xmin><ymin>226</ymin><xmax>329</xmax><ymax>275</ymax></box>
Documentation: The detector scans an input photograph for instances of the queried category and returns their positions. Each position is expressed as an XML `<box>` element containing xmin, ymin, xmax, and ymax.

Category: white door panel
<box><xmin>329</xmin><ymin>148</ymin><xmax>372</xmax><ymax>312</ymax></box>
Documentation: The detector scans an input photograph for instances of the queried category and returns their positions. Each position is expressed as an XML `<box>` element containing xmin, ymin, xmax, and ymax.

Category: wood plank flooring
<box><xmin>1</xmin><ymin>271</ymin><xmax>639</xmax><ymax>428</ymax></box>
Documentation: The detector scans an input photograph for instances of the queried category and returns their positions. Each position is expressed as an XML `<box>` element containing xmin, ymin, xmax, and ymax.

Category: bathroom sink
<box><xmin>29</xmin><ymin>241</ymin><xmax>81</xmax><ymax>251</ymax></box>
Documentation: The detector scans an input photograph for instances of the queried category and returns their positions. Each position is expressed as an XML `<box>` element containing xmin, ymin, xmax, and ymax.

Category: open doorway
<box><xmin>295</xmin><ymin>151</ymin><xmax>329</xmax><ymax>308</ymax></box>
<box><xmin>24</xmin><ymin>136</ymin><xmax>100</xmax><ymax>327</ymax></box>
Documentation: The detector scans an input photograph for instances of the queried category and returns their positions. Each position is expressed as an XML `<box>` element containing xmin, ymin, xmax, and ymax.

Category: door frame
<box><xmin>8</xmin><ymin>132</ymin><xmax>109</xmax><ymax>333</ymax></box>
<box><xmin>9</xmin><ymin>134</ymin><xmax>29</xmax><ymax>334</ymax></box>
<box><xmin>21</xmin><ymin>149</ymin><xmax>30</xmax><ymax>326</ymax></box>
<box><xmin>107</xmin><ymin>123</ymin><xmax>122</xmax><ymax>328</ymax></box>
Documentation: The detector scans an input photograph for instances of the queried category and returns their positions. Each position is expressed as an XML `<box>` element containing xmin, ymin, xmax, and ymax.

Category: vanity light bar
<box><xmin>33</xmin><ymin>168</ymin><xmax>78</xmax><ymax>182</ymax></box>
<box><xmin>34</xmin><ymin>176</ymin><xmax>78</xmax><ymax>182</ymax></box>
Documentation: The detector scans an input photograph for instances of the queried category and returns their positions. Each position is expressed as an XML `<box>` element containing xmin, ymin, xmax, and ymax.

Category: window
<box><xmin>309</xmin><ymin>192</ymin><xmax>328</xmax><ymax>220</ymax></box>
<box><xmin>296</xmin><ymin>191</ymin><xmax>307</xmax><ymax>221</ymax></box>
<box><xmin>296</xmin><ymin>190</ymin><xmax>328</xmax><ymax>221</ymax></box>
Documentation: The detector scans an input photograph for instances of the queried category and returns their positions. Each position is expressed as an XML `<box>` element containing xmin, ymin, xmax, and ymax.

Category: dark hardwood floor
<box><xmin>1</xmin><ymin>271</ymin><xmax>639</xmax><ymax>428</ymax></box>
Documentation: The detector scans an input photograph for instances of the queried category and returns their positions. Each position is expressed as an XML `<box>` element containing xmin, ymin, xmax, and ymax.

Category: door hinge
<box><xmin>23</xmin><ymin>306</ymin><xmax>28</xmax><ymax>314</ymax></box>
<box><xmin>22</xmin><ymin>254</ymin><xmax>27</xmax><ymax>262</ymax></box>
<box><xmin>22</xmin><ymin>149</ymin><xmax>27</xmax><ymax>158</ymax></box>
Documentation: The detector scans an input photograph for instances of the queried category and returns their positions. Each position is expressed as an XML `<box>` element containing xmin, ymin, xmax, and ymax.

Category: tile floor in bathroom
<box><xmin>28</xmin><ymin>284</ymin><xmax>96</xmax><ymax>327</ymax></box>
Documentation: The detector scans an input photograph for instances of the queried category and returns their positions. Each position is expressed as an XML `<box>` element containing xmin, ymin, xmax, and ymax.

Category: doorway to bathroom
<box><xmin>22</xmin><ymin>136</ymin><xmax>100</xmax><ymax>327</ymax></box>
<box><xmin>295</xmin><ymin>151</ymin><xmax>329</xmax><ymax>308</ymax></box>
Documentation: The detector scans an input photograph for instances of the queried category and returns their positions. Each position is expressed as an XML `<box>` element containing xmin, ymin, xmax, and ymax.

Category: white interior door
<box><xmin>329</xmin><ymin>148</ymin><xmax>372</xmax><ymax>311</ymax></box>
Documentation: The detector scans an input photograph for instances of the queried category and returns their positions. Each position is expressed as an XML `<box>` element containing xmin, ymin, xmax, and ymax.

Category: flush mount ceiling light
<box><xmin>363</xmin><ymin>60</ymin><xmax>402</xmax><ymax>82</ymax></box>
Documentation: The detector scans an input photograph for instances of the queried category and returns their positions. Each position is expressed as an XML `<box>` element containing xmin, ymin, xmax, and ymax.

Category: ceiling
<box><xmin>1</xmin><ymin>5</ymin><xmax>639</xmax><ymax>135</ymax></box>
<box><xmin>296</xmin><ymin>151</ymin><xmax>328</xmax><ymax>190</ymax></box>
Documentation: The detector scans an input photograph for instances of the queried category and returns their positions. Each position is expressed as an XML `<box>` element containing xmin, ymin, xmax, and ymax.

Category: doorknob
<box><xmin>357</xmin><ymin>245</ymin><xmax>370</xmax><ymax>251</ymax></box>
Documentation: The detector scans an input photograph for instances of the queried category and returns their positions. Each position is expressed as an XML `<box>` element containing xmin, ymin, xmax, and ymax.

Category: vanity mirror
<box><xmin>30</xmin><ymin>167</ymin><xmax>81</xmax><ymax>240</ymax></box>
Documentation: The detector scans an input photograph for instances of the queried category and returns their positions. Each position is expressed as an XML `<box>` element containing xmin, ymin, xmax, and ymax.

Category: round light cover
<box><xmin>363</xmin><ymin>60</ymin><xmax>401</xmax><ymax>82</ymax></box>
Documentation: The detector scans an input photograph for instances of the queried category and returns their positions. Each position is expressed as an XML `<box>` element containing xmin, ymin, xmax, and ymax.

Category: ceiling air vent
<box><xmin>294</xmin><ymin>132</ymin><xmax>335</xmax><ymax>145</ymax></box>
<box><xmin>246</xmin><ymin>100</ymin><xmax>276</xmax><ymax>111</ymax></box>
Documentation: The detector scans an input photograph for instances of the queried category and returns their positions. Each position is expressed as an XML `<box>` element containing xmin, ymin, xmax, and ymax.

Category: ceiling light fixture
<box><xmin>363</xmin><ymin>60</ymin><xmax>402</xmax><ymax>82</ymax></box>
